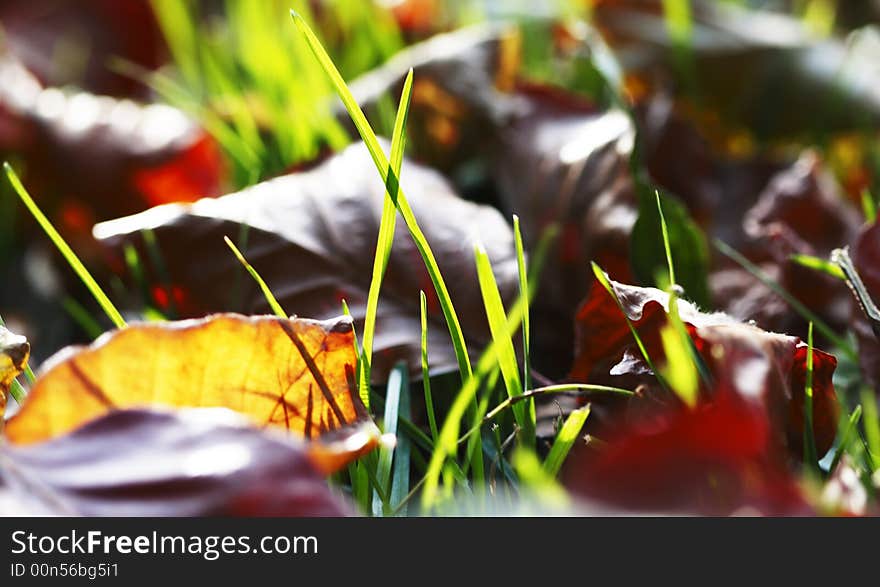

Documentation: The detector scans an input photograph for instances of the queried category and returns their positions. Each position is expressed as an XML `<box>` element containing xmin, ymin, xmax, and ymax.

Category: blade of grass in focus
<box><xmin>291</xmin><ymin>11</ymin><xmax>474</xmax><ymax>387</ymax></box>
<box><xmin>359</xmin><ymin>69</ymin><xmax>414</xmax><ymax>410</ymax></box>
<box><xmin>514</xmin><ymin>217</ymin><xmax>531</xmax><ymax>394</ymax></box>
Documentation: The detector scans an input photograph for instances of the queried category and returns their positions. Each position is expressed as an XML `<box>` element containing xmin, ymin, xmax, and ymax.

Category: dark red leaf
<box><xmin>0</xmin><ymin>53</ymin><xmax>226</xmax><ymax>232</ymax></box>
<box><xmin>571</xmin><ymin>276</ymin><xmax>839</xmax><ymax>459</ymax></box>
<box><xmin>563</xmin><ymin>392</ymin><xmax>812</xmax><ymax>515</ymax></box>
<box><xmin>0</xmin><ymin>0</ymin><xmax>165</xmax><ymax>98</ymax></box>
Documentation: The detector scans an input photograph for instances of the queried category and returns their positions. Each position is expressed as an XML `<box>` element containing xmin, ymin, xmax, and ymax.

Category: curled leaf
<box><xmin>6</xmin><ymin>313</ymin><xmax>376</xmax><ymax>473</ymax></box>
<box><xmin>1</xmin><ymin>408</ymin><xmax>353</xmax><ymax>516</ymax></box>
<box><xmin>571</xmin><ymin>276</ymin><xmax>839</xmax><ymax>459</ymax></box>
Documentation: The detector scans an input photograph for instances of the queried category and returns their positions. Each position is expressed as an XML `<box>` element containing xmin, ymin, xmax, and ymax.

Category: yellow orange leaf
<box><xmin>5</xmin><ymin>314</ymin><xmax>376</xmax><ymax>473</ymax></box>
<box><xmin>0</xmin><ymin>326</ymin><xmax>30</xmax><ymax>420</ymax></box>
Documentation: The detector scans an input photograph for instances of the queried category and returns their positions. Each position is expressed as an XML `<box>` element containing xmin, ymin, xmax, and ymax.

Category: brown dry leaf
<box><xmin>593</xmin><ymin>0</ymin><xmax>880</xmax><ymax>139</ymax></box>
<box><xmin>0</xmin><ymin>325</ymin><xmax>30</xmax><ymax>419</ymax></box>
<box><xmin>5</xmin><ymin>314</ymin><xmax>376</xmax><ymax>473</ymax></box>
<box><xmin>93</xmin><ymin>142</ymin><xmax>518</xmax><ymax>382</ymax></box>
<box><xmin>348</xmin><ymin>23</ymin><xmax>518</xmax><ymax>173</ymax></box>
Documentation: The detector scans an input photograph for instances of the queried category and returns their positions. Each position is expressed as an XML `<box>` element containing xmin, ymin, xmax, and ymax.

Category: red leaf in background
<box><xmin>0</xmin><ymin>0</ymin><xmax>165</xmax><ymax>98</ymax></box>
<box><xmin>0</xmin><ymin>408</ymin><xmax>353</xmax><ymax>517</ymax></box>
<box><xmin>570</xmin><ymin>276</ymin><xmax>839</xmax><ymax>459</ymax></box>
<box><xmin>0</xmin><ymin>53</ymin><xmax>226</xmax><ymax>233</ymax></box>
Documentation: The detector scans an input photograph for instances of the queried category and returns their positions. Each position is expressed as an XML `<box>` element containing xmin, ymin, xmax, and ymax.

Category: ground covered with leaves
<box><xmin>2</xmin><ymin>0</ymin><xmax>880</xmax><ymax>516</ymax></box>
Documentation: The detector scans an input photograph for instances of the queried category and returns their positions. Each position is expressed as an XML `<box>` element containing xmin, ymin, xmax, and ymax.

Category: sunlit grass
<box><xmin>4</xmin><ymin>163</ymin><xmax>126</xmax><ymax>330</ymax></box>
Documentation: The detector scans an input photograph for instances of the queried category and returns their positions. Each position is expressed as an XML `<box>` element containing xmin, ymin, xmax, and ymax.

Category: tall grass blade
<box><xmin>513</xmin><ymin>216</ymin><xmax>531</xmax><ymax>393</ymax></box>
<box><xmin>656</xmin><ymin>190</ymin><xmax>676</xmax><ymax>287</ymax></box>
<box><xmin>4</xmin><ymin>163</ymin><xmax>125</xmax><ymax>329</ymax></box>
<box><xmin>291</xmin><ymin>11</ymin><xmax>473</xmax><ymax>385</ymax></box>
<box><xmin>360</xmin><ymin>69</ymin><xmax>414</xmax><ymax>408</ymax></box>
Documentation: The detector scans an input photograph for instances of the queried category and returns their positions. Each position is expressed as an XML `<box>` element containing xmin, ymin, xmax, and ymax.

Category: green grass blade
<box><xmin>861</xmin><ymin>188</ymin><xmax>876</xmax><ymax>224</ymax></box>
<box><xmin>8</xmin><ymin>378</ymin><xmax>26</xmax><ymax>404</ymax></box>
<box><xmin>223</xmin><ymin>236</ymin><xmax>287</xmax><ymax>318</ymax></box>
<box><xmin>478</xmin><ymin>383</ymin><xmax>632</xmax><ymax>431</ymax></box>
<box><xmin>543</xmin><ymin>405</ymin><xmax>590</xmax><ymax>477</ymax></box>
<box><xmin>513</xmin><ymin>216</ymin><xmax>531</xmax><ymax>393</ymax></box>
<box><xmin>475</xmin><ymin>244</ymin><xmax>533</xmax><ymax>445</ymax></box>
<box><xmin>372</xmin><ymin>362</ymin><xmax>407</xmax><ymax>516</ymax></box>
<box><xmin>591</xmin><ymin>261</ymin><xmax>662</xmax><ymax>380</ymax></box>
<box><xmin>803</xmin><ymin>322</ymin><xmax>819</xmax><ymax>471</ymax></box>
<box><xmin>4</xmin><ymin>163</ymin><xmax>125</xmax><ymax>329</ymax></box>
<box><xmin>421</xmin><ymin>336</ymin><xmax>503</xmax><ymax>509</ymax></box>
<box><xmin>511</xmin><ymin>449</ymin><xmax>570</xmax><ymax>508</ymax></box>
<box><xmin>791</xmin><ymin>254</ymin><xmax>846</xmax><ymax>281</ymax></box>
<box><xmin>659</xmin><ymin>322</ymin><xmax>698</xmax><ymax>407</ymax></box>
<box><xmin>359</xmin><ymin>68</ymin><xmax>414</xmax><ymax>408</ymax></box>
<box><xmin>662</xmin><ymin>0</ymin><xmax>693</xmax><ymax>48</ymax></box>
<box><xmin>61</xmin><ymin>297</ymin><xmax>105</xmax><ymax>340</ymax></box>
<box><xmin>715</xmin><ymin>239</ymin><xmax>856</xmax><ymax>361</ymax></box>
<box><xmin>420</xmin><ymin>223</ymin><xmax>560</xmax><ymax>509</ymax></box>
<box><xmin>420</xmin><ymin>291</ymin><xmax>439</xmax><ymax>443</ymax></box>
<box><xmin>861</xmin><ymin>388</ymin><xmax>880</xmax><ymax>463</ymax></box>
<box><xmin>829</xmin><ymin>405</ymin><xmax>862</xmax><ymax>474</ymax></box>
<box><xmin>291</xmin><ymin>11</ymin><xmax>473</xmax><ymax>384</ymax></box>
<box><xmin>389</xmin><ymin>364</ymin><xmax>411</xmax><ymax>516</ymax></box>
<box><xmin>656</xmin><ymin>190</ymin><xmax>676</xmax><ymax>287</ymax></box>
